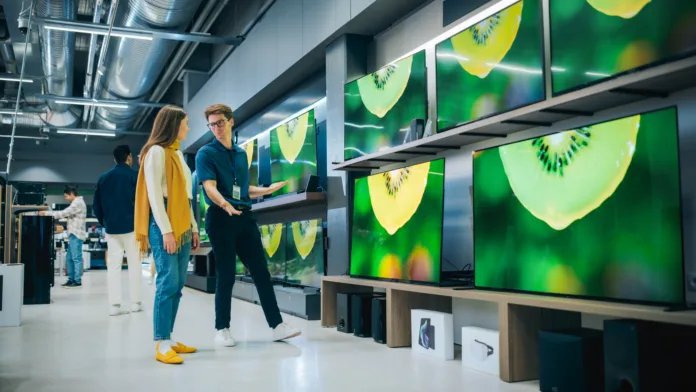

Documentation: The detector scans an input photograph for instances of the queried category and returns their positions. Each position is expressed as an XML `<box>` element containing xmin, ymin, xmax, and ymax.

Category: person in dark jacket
<box><xmin>94</xmin><ymin>145</ymin><xmax>142</xmax><ymax>316</ymax></box>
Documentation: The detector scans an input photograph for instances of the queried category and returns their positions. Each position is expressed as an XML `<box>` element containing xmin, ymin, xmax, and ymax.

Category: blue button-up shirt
<box><xmin>195</xmin><ymin>138</ymin><xmax>252</xmax><ymax>208</ymax></box>
<box><xmin>93</xmin><ymin>163</ymin><xmax>137</xmax><ymax>235</ymax></box>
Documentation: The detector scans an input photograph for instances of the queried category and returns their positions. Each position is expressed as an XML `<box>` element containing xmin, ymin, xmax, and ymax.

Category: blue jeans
<box><xmin>65</xmin><ymin>234</ymin><xmax>84</xmax><ymax>284</ymax></box>
<box><xmin>150</xmin><ymin>215</ymin><xmax>191</xmax><ymax>341</ymax></box>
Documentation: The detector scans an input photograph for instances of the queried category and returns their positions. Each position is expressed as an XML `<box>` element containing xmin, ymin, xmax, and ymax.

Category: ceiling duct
<box><xmin>92</xmin><ymin>0</ymin><xmax>204</xmax><ymax>130</ymax></box>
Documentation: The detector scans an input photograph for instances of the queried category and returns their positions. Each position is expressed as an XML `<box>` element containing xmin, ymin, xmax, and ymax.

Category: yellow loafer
<box><xmin>171</xmin><ymin>341</ymin><xmax>197</xmax><ymax>354</ymax></box>
<box><xmin>155</xmin><ymin>343</ymin><xmax>184</xmax><ymax>365</ymax></box>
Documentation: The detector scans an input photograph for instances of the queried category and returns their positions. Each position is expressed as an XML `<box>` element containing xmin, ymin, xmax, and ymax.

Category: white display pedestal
<box><xmin>410</xmin><ymin>309</ymin><xmax>454</xmax><ymax>360</ymax></box>
<box><xmin>461</xmin><ymin>326</ymin><xmax>500</xmax><ymax>376</ymax></box>
<box><xmin>0</xmin><ymin>264</ymin><xmax>24</xmax><ymax>327</ymax></box>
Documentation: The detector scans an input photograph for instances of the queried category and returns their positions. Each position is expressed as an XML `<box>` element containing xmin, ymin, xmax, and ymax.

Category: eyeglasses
<box><xmin>207</xmin><ymin>119</ymin><xmax>231</xmax><ymax>129</ymax></box>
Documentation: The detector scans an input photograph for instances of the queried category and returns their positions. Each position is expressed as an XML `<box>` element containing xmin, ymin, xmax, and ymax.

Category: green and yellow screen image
<box><xmin>473</xmin><ymin>107</ymin><xmax>684</xmax><ymax>305</ymax></box>
<box><xmin>270</xmin><ymin>109</ymin><xmax>317</xmax><ymax>196</ymax></box>
<box><xmin>436</xmin><ymin>0</ymin><xmax>544</xmax><ymax>131</ymax></box>
<box><xmin>235</xmin><ymin>256</ymin><xmax>249</xmax><ymax>276</ymax></box>
<box><xmin>260</xmin><ymin>223</ymin><xmax>286</xmax><ymax>280</ymax></box>
<box><xmin>286</xmin><ymin>219</ymin><xmax>325</xmax><ymax>288</ymax></box>
<box><xmin>198</xmin><ymin>188</ymin><xmax>209</xmax><ymax>243</ymax></box>
<box><xmin>551</xmin><ymin>0</ymin><xmax>696</xmax><ymax>95</ymax></box>
<box><xmin>241</xmin><ymin>138</ymin><xmax>259</xmax><ymax>187</ymax></box>
<box><xmin>344</xmin><ymin>50</ymin><xmax>427</xmax><ymax>161</ymax></box>
<box><xmin>350</xmin><ymin>158</ymin><xmax>445</xmax><ymax>283</ymax></box>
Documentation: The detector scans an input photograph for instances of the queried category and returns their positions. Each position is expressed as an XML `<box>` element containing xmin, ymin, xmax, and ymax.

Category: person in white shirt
<box><xmin>40</xmin><ymin>186</ymin><xmax>87</xmax><ymax>289</ymax></box>
<box><xmin>134</xmin><ymin>105</ymin><xmax>200</xmax><ymax>365</ymax></box>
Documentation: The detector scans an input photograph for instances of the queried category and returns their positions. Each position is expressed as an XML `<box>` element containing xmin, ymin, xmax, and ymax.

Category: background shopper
<box><xmin>40</xmin><ymin>186</ymin><xmax>87</xmax><ymax>289</ymax></box>
<box><xmin>196</xmin><ymin>104</ymin><xmax>300</xmax><ymax>347</ymax></box>
<box><xmin>135</xmin><ymin>105</ymin><xmax>200</xmax><ymax>365</ymax></box>
<box><xmin>93</xmin><ymin>145</ymin><xmax>142</xmax><ymax>316</ymax></box>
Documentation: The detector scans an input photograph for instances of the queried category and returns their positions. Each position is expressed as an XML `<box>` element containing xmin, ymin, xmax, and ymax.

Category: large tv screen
<box><xmin>285</xmin><ymin>219</ymin><xmax>325</xmax><ymax>288</ymax></box>
<box><xmin>344</xmin><ymin>50</ymin><xmax>427</xmax><ymax>161</ymax></box>
<box><xmin>473</xmin><ymin>107</ymin><xmax>684</xmax><ymax>305</ymax></box>
<box><xmin>260</xmin><ymin>223</ymin><xmax>286</xmax><ymax>281</ymax></box>
<box><xmin>235</xmin><ymin>256</ymin><xmax>248</xmax><ymax>276</ymax></box>
<box><xmin>241</xmin><ymin>138</ymin><xmax>259</xmax><ymax>187</ymax></box>
<box><xmin>198</xmin><ymin>188</ymin><xmax>209</xmax><ymax>243</ymax></box>
<box><xmin>350</xmin><ymin>158</ymin><xmax>445</xmax><ymax>284</ymax></box>
<box><xmin>436</xmin><ymin>0</ymin><xmax>544</xmax><ymax>132</ymax></box>
<box><xmin>270</xmin><ymin>109</ymin><xmax>317</xmax><ymax>196</ymax></box>
<box><xmin>550</xmin><ymin>0</ymin><xmax>696</xmax><ymax>95</ymax></box>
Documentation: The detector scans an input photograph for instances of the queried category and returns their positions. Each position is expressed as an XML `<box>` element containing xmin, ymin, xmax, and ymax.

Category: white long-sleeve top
<box><xmin>143</xmin><ymin>145</ymin><xmax>198</xmax><ymax>235</ymax></box>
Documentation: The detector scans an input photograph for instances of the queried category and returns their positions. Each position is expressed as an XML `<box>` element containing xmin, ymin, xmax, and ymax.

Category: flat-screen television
<box><xmin>436</xmin><ymin>0</ymin><xmax>544</xmax><ymax>132</ymax></box>
<box><xmin>241</xmin><ymin>138</ymin><xmax>259</xmax><ymax>187</ymax></box>
<box><xmin>344</xmin><ymin>50</ymin><xmax>427</xmax><ymax>161</ymax></box>
<box><xmin>260</xmin><ymin>223</ymin><xmax>287</xmax><ymax>281</ymax></box>
<box><xmin>550</xmin><ymin>0</ymin><xmax>696</xmax><ymax>95</ymax></box>
<box><xmin>350</xmin><ymin>158</ymin><xmax>445</xmax><ymax>284</ymax></box>
<box><xmin>198</xmin><ymin>188</ymin><xmax>209</xmax><ymax>243</ymax></box>
<box><xmin>235</xmin><ymin>256</ymin><xmax>248</xmax><ymax>276</ymax></box>
<box><xmin>473</xmin><ymin>107</ymin><xmax>684</xmax><ymax>305</ymax></box>
<box><xmin>270</xmin><ymin>109</ymin><xmax>317</xmax><ymax>196</ymax></box>
<box><xmin>285</xmin><ymin>219</ymin><xmax>325</xmax><ymax>288</ymax></box>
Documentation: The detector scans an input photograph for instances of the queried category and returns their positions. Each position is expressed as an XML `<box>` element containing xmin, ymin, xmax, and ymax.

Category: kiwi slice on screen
<box><xmin>277</xmin><ymin>112</ymin><xmax>309</xmax><ymax>164</ymax></box>
<box><xmin>499</xmin><ymin>115</ymin><xmax>640</xmax><ymax>230</ymax></box>
<box><xmin>586</xmin><ymin>0</ymin><xmax>650</xmax><ymax>19</ymax></box>
<box><xmin>367</xmin><ymin>161</ymin><xmax>430</xmax><ymax>235</ymax></box>
<box><xmin>261</xmin><ymin>224</ymin><xmax>284</xmax><ymax>258</ymax></box>
<box><xmin>378</xmin><ymin>254</ymin><xmax>403</xmax><ymax>279</ymax></box>
<box><xmin>357</xmin><ymin>55</ymin><xmax>413</xmax><ymax>118</ymax></box>
<box><xmin>406</xmin><ymin>245</ymin><xmax>436</xmax><ymax>282</ymax></box>
<box><xmin>450</xmin><ymin>1</ymin><xmax>523</xmax><ymax>78</ymax></box>
<box><xmin>242</xmin><ymin>139</ymin><xmax>255</xmax><ymax>169</ymax></box>
<box><xmin>292</xmin><ymin>220</ymin><xmax>318</xmax><ymax>259</ymax></box>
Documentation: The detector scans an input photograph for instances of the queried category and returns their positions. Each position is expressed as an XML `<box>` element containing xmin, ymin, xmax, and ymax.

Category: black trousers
<box><xmin>206</xmin><ymin>205</ymin><xmax>283</xmax><ymax>330</ymax></box>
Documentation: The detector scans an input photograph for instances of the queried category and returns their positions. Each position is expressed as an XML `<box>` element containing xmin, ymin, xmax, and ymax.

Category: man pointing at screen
<box><xmin>195</xmin><ymin>104</ymin><xmax>301</xmax><ymax>347</ymax></box>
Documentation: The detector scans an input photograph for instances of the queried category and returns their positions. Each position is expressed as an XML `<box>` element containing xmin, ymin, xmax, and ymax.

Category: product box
<box><xmin>461</xmin><ymin>326</ymin><xmax>500</xmax><ymax>376</ymax></box>
<box><xmin>0</xmin><ymin>264</ymin><xmax>24</xmax><ymax>327</ymax></box>
<box><xmin>411</xmin><ymin>309</ymin><xmax>454</xmax><ymax>360</ymax></box>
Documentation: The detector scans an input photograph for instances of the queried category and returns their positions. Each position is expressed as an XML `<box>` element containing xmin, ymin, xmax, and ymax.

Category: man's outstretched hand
<box><xmin>267</xmin><ymin>181</ymin><xmax>289</xmax><ymax>194</ymax></box>
<box><xmin>222</xmin><ymin>202</ymin><xmax>242</xmax><ymax>216</ymax></box>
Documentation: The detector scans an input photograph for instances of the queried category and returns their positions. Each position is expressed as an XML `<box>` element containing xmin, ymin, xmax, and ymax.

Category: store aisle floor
<box><xmin>0</xmin><ymin>271</ymin><xmax>538</xmax><ymax>392</ymax></box>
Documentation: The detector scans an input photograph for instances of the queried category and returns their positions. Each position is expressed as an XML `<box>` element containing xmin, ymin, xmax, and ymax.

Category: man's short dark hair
<box><xmin>113</xmin><ymin>145</ymin><xmax>131</xmax><ymax>164</ymax></box>
<box><xmin>64</xmin><ymin>186</ymin><xmax>78</xmax><ymax>196</ymax></box>
<box><xmin>204</xmin><ymin>104</ymin><xmax>234</xmax><ymax>122</ymax></box>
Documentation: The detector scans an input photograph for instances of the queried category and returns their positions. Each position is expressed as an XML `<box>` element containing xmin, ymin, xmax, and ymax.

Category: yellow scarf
<box><xmin>134</xmin><ymin>139</ymin><xmax>192</xmax><ymax>255</ymax></box>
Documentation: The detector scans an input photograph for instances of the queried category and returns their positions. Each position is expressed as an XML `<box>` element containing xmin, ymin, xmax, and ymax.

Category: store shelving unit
<box><xmin>251</xmin><ymin>192</ymin><xmax>325</xmax><ymax>213</ymax></box>
<box><xmin>332</xmin><ymin>56</ymin><xmax>696</xmax><ymax>171</ymax></box>
<box><xmin>321</xmin><ymin>276</ymin><xmax>696</xmax><ymax>383</ymax></box>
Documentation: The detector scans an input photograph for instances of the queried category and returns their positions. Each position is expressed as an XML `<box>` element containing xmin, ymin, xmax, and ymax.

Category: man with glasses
<box><xmin>195</xmin><ymin>104</ymin><xmax>301</xmax><ymax>347</ymax></box>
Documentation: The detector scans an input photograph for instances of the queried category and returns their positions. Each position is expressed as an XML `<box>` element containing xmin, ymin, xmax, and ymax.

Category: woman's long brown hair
<box><xmin>139</xmin><ymin>105</ymin><xmax>187</xmax><ymax>164</ymax></box>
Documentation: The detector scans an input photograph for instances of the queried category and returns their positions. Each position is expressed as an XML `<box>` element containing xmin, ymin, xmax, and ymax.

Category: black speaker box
<box><xmin>604</xmin><ymin>319</ymin><xmax>696</xmax><ymax>392</ymax></box>
<box><xmin>337</xmin><ymin>293</ymin><xmax>352</xmax><ymax>333</ymax></box>
<box><xmin>351</xmin><ymin>293</ymin><xmax>385</xmax><ymax>337</ymax></box>
<box><xmin>372</xmin><ymin>297</ymin><xmax>387</xmax><ymax>344</ymax></box>
<box><xmin>539</xmin><ymin>328</ymin><xmax>604</xmax><ymax>392</ymax></box>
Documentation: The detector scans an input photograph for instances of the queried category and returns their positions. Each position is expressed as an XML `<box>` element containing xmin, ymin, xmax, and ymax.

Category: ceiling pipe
<box><xmin>81</xmin><ymin>0</ymin><xmax>103</xmax><ymax>127</ymax></box>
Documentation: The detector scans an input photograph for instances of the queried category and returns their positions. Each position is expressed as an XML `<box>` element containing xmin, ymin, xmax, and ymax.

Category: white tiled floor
<box><xmin>0</xmin><ymin>270</ymin><xmax>539</xmax><ymax>392</ymax></box>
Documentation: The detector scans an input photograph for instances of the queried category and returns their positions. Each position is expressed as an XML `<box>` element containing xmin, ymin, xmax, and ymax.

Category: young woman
<box><xmin>135</xmin><ymin>105</ymin><xmax>201</xmax><ymax>365</ymax></box>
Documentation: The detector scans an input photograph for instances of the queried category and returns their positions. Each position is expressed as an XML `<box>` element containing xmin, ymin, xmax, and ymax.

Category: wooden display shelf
<box><xmin>321</xmin><ymin>276</ymin><xmax>696</xmax><ymax>383</ymax></box>
<box><xmin>251</xmin><ymin>192</ymin><xmax>325</xmax><ymax>213</ymax></box>
<box><xmin>332</xmin><ymin>55</ymin><xmax>696</xmax><ymax>171</ymax></box>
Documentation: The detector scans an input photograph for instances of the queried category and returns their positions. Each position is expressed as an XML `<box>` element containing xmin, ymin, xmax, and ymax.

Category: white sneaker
<box><xmin>214</xmin><ymin>328</ymin><xmax>236</xmax><ymax>347</ymax></box>
<box><xmin>131</xmin><ymin>302</ymin><xmax>143</xmax><ymax>313</ymax></box>
<box><xmin>109</xmin><ymin>305</ymin><xmax>129</xmax><ymax>317</ymax></box>
<box><xmin>272</xmin><ymin>322</ymin><xmax>301</xmax><ymax>341</ymax></box>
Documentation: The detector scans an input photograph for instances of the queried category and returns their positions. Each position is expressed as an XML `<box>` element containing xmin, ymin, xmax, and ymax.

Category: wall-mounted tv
<box><xmin>550</xmin><ymin>0</ymin><xmax>696</xmax><ymax>95</ymax></box>
<box><xmin>241</xmin><ymin>138</ymin><xmax>259</xmax><ymax>187</ymax></box>
<box><xmin>260</xmin><ymin>223</ymin><xmax>286</xmax><ymax>281</ymax></box>
<box><xmin>473</xmin><ymin>107</ymin><xmax>684</xmax><ymax>305</ymax></box>
<box><xmin>350</xmin><ymin>158</ymin><xmax>445</xmax><ymax>284</ymax></box>
<box><xmin>344</xmin><ymin>50</ymin><xmax>427</xmax><ymax>161</ymax></box>
<box><xmin>436</xmin><ymin>0</ymin><xmax>544</xmax><ymax>132</ymax></box>
<box><xmin>285</xmin><ymin>219</ymin><xmax>325</xmax><ymax>288</ymax></box>
<box><xmin>270</xmin><ymin>109</ymin><xmax>317</xmax><ymax>196</ymax></box>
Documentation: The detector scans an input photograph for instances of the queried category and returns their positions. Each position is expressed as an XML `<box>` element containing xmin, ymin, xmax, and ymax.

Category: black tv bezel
<box><xmin>343</xmin><ymin>49</ymin><xmax>429</xmax><ymax>162</ymax></box>
<box><xmin>548</xmin><ymin>0</ymin><xmax>696</xmax><ymax>97</ymax></box>
<box><xmin>284</xmin><ymin>218</ymin><xmax>326</xmax><ymax>289</ymax></box>
<box><xmin>471</xmin><ymin>105</ymin><xmax>687</xmax><ymax>307</ymax></box>
<box><xmin>269</xmin><ymin>108</ymin><xmax>319</xmax><ymax>197</ymax></box>
<box><xmin>434</xmin><ymin>0</ymin><xmax>547</xmax><ymax>134</ymax></box>
<box><xmin>348</xmin><ymin>157</ymin><xmax>447</xmax><ymax>286</ymax></box>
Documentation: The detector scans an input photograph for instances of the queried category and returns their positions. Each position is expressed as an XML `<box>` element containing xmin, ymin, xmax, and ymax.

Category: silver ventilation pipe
<box><xmin>1</xmin><ymin>113</ymin><xmax>45</xmax><ymax>127</ymax></box>
<box><xmin>92</xmin><ymin>0</ymin><xmax>204</xmax><ymax>130</ymax></box>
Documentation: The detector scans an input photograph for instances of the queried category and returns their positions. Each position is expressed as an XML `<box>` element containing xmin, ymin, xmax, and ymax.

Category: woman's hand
<box><xmin>163</xmin><ymin>232</ymin><xmax>177</xmax><ymax>255</ymax></box>
<box><xmin>192</xmin><ymin>232</ymin><xmax>200</xmax><ymax>251</ymax></box>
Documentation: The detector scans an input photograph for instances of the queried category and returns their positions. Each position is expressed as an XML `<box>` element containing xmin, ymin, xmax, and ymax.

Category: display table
<box><xmin>321</xmin><ymin>276</ymin><xmax>696</xmax><ymax>383</ymax></box>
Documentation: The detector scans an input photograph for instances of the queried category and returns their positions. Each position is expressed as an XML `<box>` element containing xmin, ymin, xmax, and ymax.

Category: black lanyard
<box><xmin>228</xmin><ymin>148</ymin><xmax>237</xmax><ymax>186</ymax></box>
